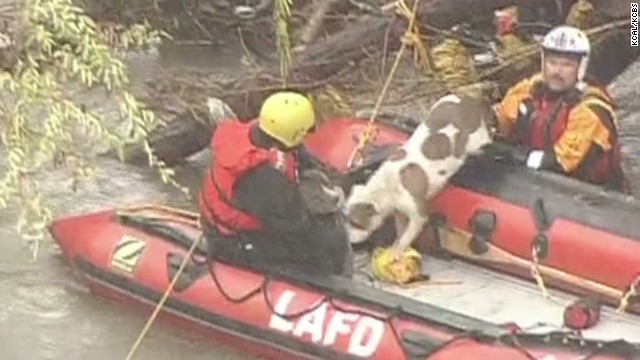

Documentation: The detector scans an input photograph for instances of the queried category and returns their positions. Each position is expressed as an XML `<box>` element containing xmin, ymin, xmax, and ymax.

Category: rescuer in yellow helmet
<box><xmin>199</xmin><ymin>90</ymin><xmax>353</xmax><ymax>276</ymax></box>
<box><xmin>257</xmin><ymin>91</ymin><xmax>316</xmax><ymax>149</ymax></box>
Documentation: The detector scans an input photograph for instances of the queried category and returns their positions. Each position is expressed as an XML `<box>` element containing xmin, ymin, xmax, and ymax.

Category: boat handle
<box><xmin>530</xmin><ymin>198</ymin><xmax>553</xmax><ymax>261</ymax></box>
<box><xmin>166</xmin><ymin>252</ymin><xmax>207</xmax><ymax>293</ymax></box>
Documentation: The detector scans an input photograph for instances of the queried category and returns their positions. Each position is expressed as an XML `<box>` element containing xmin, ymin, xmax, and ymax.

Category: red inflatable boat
<box><xmin>50</xmin><ymin>115</ymin><xmax>640</xmax><ymax>359</ymax></box>
<box><xmin>304</xmin><ymin>117</ymin><xmax>640</xmax><ymax>315</ymax></box>
<box><xmin>50</xmin><ymin>202</ymin><xmax>640</xmax><ymax>360</ymax></box>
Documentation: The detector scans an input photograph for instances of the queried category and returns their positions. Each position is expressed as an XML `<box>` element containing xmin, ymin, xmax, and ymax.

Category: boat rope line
<box><xmin>346</xmin><ymin>0</ymin><xmax>422</xmax><ymax>170</ymax></box>
<box><xmin>530</xmin><ymin>246</ymin><xmax>550</xmax><ymax>299</ymax></box>
<box><xmin>122</xmin><ymin>234</ymin><xmax>203</xmax><ymax>360</ymax></box>
<box><xmin>616</xmin><ymin>274</ymin><xmax>640</xmax><ymax>314</ymax></box>
<box><xmin>529</xmin><ymin>198</ymin><xmax>552</xmax><ymax>299</ymax></box>
<box><xmin>116</xmin><ymin>211</ymin><xmax>640</xmax><ymax>359</ymax></box>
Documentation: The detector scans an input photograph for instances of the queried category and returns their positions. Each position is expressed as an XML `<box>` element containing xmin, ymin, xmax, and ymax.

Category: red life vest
<box><xmin>516</xmin><ymin>82</ymin><xmax>628</xmax><ymax>191</ymax></box>
<box><xmin>199</xmin><ymin>120</ymin><xmax>299</xmax><ymax>235</ymax></box>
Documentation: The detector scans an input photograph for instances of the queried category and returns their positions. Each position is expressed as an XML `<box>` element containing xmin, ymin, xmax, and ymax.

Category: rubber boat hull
<box><xmin>304</xmin><ymin>117</ymin><xmax>640</xmax><ymax>314</ymax></box>
<box><xmin>50</xmin><ymin>205</ymin><xmax>639</xmax><ymax>360</ymax></box>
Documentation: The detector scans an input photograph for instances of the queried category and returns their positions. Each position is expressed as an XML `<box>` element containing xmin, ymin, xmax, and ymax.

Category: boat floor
<box><xmin>354</xmin><ymin>255</ymin><xmax>640</xmax><ymax>343</ymax></box>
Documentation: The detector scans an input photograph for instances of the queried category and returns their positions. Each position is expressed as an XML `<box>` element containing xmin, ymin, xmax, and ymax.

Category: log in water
<box><xmin>123</xmin><ymin>0</ymin><xmax>639</xmax><ymax>169</ymax></box>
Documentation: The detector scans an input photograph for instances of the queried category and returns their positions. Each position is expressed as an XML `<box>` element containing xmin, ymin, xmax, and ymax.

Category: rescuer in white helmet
<box><xmin>493</xmin><ymin>25</ymin><xmax>629</xmax><ymax>193</ymax></box>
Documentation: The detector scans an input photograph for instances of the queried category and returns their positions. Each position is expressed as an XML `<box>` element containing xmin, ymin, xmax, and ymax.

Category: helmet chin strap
<box><xmin>576</xmin><ymin>53</ymin><xmax>588</xmax><ymax>84</ymax></box>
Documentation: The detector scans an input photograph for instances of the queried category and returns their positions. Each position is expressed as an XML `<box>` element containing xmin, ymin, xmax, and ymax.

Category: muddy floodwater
<box><xmin>1</xmin><ymin>41</ymin><xmax>639</xmax><ymax>360</ymax></box>
<box><xmin>0</xmin><ymin>45</ymin><xmax>252</xmax><ymax>360</ymax></box>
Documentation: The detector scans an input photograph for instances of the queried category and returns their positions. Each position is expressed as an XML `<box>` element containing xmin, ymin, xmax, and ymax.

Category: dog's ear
<box><xmin>346</xmin><ymin>201</ymin><xmax>380</xmax><ymax>231</ymax></box>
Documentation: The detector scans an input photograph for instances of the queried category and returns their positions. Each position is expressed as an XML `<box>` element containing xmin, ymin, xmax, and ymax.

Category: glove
<box><xmin>525</xmin><ymin>150</ymin><xmax>545</xmax><ymax>170</ymax></box>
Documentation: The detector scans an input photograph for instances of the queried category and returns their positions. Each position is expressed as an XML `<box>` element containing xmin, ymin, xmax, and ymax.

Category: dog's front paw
<box><xmin>390</xmin><ymin>246</ymin><xmax>406</xmax><ymax>262</ymax></box>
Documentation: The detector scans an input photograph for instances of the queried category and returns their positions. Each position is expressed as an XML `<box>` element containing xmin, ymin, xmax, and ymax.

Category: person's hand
<box><xmin>511</xmin><ymin>146</ymin><xmax>530</xmax><ymax>165</ymax></box>
<box><xmin>508</xmin><ymin>148</ymin><xmax>547</xmax><ymax>170</ymax></box>
<box><xmin>481</xmin><ymin>142</ymin><xmax>528</xmax><ymax>166</ymax></box>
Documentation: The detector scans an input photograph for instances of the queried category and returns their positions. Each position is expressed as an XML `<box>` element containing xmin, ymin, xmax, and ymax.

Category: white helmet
<box><xmin>541</xmin><ymin>25</ymin><xmax>591</xmax><ymax>83</ymax></box>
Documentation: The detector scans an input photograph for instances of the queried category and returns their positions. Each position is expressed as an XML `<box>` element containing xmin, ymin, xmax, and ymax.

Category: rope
<box><xmin>396</xmin><ymin>0</ymin><xmax>431</xmax><ymax>74</ymax></box>
<box><xmin>122</xmin><ymin>234</ymin><xmax>203</xmax><ymax>360</ymax></box>
<box><xmin>530</xmin><ymin>246</ymin><xmax>550</xmax><ymax>299</ymax></box>
<box><xmin>117</xmin><ymin>204</ymin><xmax>201</xmax><ymax>221</ymax></box>
<box><xmin>117</xmin><ymin>212</ymin><xmax>201</xmax><ymax>228</ymax></box>
<box><xmin>346</xmin><ymin>0</ymin><xmax>422</xmax><ymax>169</ymax></box>
<box><xmin>616</xmin><ymin>274</ymin><xmax>640</xmax><ymax>314</ymax></box>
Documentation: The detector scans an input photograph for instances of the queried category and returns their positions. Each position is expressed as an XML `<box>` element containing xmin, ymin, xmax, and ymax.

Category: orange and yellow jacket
<box><xmin>494</xmin><ymin>73</ymin><xmax>628</xmax><ymax>192</ymax></box>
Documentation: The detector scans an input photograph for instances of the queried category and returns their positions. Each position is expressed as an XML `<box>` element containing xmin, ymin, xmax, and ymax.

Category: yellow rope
<box><xmin>616</xmin><ymin>275</ymin><xmax>640</xmax><ymax>314</ymax></box>
<box><xmin>346</xmin><ymin>0</ymin><xmax>422</xmax><ymax>169</ymax></box>
<box><xmin>530</xmin><ymin>246</ymin><xmax>550</xmax><ymax>299</ymax></box>
<box><xmin>396</xmin><ymin>0</ymin><xmax>431</xmax><ymax>74</ymax></box>
<box><xmin>116</xmin><ymin>204</ymin><xmax>200</xmax><ymax>221</ymax></box>
<box><xmin>123</xmin><ymin>235</ymin><xmax>203</xmax><ymax>360</ymax></box>
<box><xmin>118</xmin><ymin>212</ymin><xmax>201</xmax><ymax>228</ymax></box>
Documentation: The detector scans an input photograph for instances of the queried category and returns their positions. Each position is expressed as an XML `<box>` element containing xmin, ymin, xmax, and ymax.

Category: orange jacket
<box><xmin>494</xmin><ymin>74</ymin><xmax>627</xmax><ymax>190</ymax></box>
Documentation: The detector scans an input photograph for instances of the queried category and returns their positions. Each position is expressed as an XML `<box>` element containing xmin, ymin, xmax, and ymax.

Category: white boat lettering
<box><xmin>268</xmin><ymin>289</ymin><xmax>385</xmax><ymax>357</ymax></box>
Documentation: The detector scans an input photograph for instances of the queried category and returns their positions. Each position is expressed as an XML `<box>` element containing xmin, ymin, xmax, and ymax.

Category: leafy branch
<box><xmin>0</xmin><ymin>0</ymin><xmax>187</xmax><ymax>258</ymax></box>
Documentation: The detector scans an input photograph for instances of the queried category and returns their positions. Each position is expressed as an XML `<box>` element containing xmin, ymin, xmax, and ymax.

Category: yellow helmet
<box><xmin>371</xmin><ymin>246</ymin><xmax>423</xmax><ymax>284</ymax></box>
<box><xmin>258</xmin><ymin>91</ymin><xmax>316</xmax><ymax>148</ymax></box>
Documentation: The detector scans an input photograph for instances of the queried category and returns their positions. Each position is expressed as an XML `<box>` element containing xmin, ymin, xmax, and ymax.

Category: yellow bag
<box><xmin>565</xmin><ymin>0</ymin><xmax>599</xmax><ymax>30</ymax></box>
<box><xmin>371</xmin><ymin>247</ymin><xmax>424</xmax><ymax>284</ymax></box>
<box><xmin>430</xmin><ymin>37</ymin><xmax>478</xmax><ymax>90</ymax></box>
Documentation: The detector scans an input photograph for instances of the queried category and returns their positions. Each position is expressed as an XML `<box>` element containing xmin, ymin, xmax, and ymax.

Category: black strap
<box><xmin>583</xmin><ymin>96</ymin><xmax>628</xmax><ymax>192</ymax></box>
<box><xmin>201</xmin><ymin>159</ymin><xmax>248</xmax><ymax>235</ymax></box>
<box><xmin>515</xmin><ymin>98</ymin><xmax>536</xmax><ymax>144</ymax></box>
<box><xmin>209</xmin><ymin>165</ymin><xmax>239</xmax><ymax>209</ymax></box>
<box><xmin>200</xmin><ymin>192</ymin><xmax>241</xmax><ymax>236</ymax></box>
<box><xmin>583</xmin><ymin>94</ymin><xmax>617</xmax><ymax>140</ymax></box>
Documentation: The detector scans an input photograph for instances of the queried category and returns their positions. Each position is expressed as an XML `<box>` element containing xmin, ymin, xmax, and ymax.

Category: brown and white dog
<box><xmin>344</xmin><ymin>94</ymin><xmax>495</xmax><ymax>259</ymax></box>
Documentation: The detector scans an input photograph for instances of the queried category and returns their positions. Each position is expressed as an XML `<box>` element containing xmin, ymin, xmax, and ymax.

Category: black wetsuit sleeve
<box><xmin>233</xmin><ymin>163</ymin><xmax>311</xmax><ymax>238</ymax></box>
